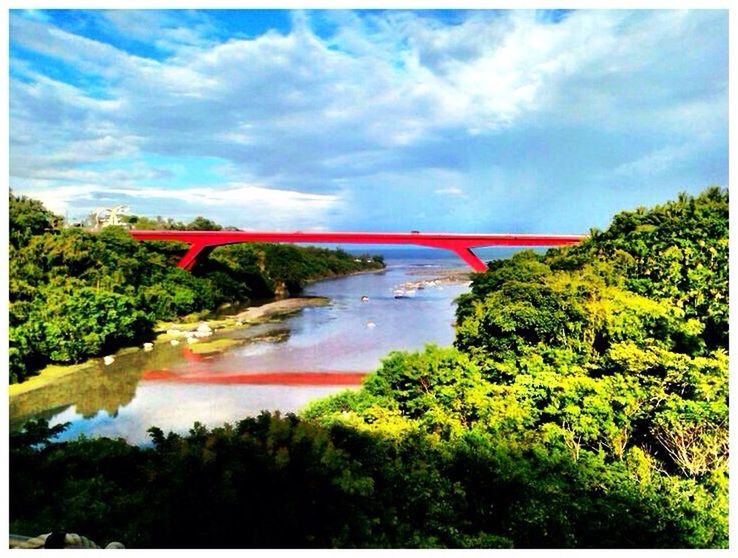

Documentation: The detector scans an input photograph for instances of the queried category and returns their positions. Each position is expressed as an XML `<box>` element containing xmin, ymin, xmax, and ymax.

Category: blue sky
<box><xmin>9</xmin><ymin>9</ymin><xmax>728</xmax><ymax>233</ymax></box>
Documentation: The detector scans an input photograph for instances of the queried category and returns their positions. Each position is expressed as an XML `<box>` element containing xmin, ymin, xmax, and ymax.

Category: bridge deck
<box><xmin>129</xmin><ymin>230</ymin><xmax>586</xmax><ymax>272</ymax></box>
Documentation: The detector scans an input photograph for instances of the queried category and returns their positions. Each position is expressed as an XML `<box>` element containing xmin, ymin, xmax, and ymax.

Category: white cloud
<box><xmin>10</xmin><ymin>16</ymin><xmax>137</xmax><ymax>79</ymax></box>
<box><xmin>9</xmin><ymin>9</ymin><xmax>728</xmax><ymax>233</ymax></box>
<box><xmin>18</xmin><ymin>10</ymin><xmax>51</xmax><ymax>23</ymax></box>
<box><xmin>16</xmin><ymin>181</ymin><xmax>340</xmax><ymax>230</ymax></box>
<box><xmin>434</xmin><ymin>187</ymin><xmax>464</xmax><ymax>196</ymax></box>
<box><xmin>100</xmin><ymin>10</ymin><xmax>217</xmax><ymax>53</ymax></box>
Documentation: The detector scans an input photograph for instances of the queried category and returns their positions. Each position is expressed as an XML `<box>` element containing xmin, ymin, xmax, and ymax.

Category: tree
<box><xmin>186</xmin><ymin>216</ymin><xmax>223</xmax><ymax>231</ymax></box>
<box><xmin>9</xmin><ymin>191</ymin><xmax>62</xmax><ymax>248</ymax></box>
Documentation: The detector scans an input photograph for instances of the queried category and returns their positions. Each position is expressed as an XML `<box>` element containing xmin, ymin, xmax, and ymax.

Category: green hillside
<box><xmin>8</xmin><ymin>192</ymin><xmax>383</xmax><ymax>383</ymax></box>
<box><xmin>10</xmin><ymin>188</ymin><xmax>728</xmax><ymax>547</ymax></box>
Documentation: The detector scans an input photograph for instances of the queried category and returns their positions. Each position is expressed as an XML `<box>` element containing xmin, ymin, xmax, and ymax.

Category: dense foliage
<box><xmin>8</xmin><ymin>192</ymin><xmax>383</xmax><ymax>383</ymax></box>
<box><xmin>9</xmin><ymin>188</ymin><xmax>728</xmax><ymax>547</ymax></box>
<box><xmin>307</xmin><ymin>187</ymin><xmax>729</xmax><ymax>545</ymax></box>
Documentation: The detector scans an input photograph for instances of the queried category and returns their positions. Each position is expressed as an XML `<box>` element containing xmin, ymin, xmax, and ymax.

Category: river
<box><xmin>9</xmin><ymin>247</ymin><xmax>516</xmax><ymax>445</ymax></box>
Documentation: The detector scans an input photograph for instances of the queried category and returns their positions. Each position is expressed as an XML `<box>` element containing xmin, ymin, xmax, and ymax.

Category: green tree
<box><xmin>9</xmin><ymin>191</ymin><xmax>62</xmax><ymax>248</ymax></box>
<box><xmin>186</xmin><ymin>216</ymin><xmax>223</xmax><ymax>231</ymax></box>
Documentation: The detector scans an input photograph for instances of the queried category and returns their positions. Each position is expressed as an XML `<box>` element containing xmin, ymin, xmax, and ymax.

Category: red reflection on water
<box><xmin>142</xmin><ymin>370</ymin><xmax>367</xmax><ymax>386</ymax></box>
<box><xmin>182</xmin><ymin>347</ymin><xmax>206</xmax><ymax>362</ymax></box>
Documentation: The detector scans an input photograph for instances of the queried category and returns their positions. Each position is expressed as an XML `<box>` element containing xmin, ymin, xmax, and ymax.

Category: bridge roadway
<box><xmin>128</xmin><ymin>230</ymin><xmax>586</xmax><ymax>272</ymax></box>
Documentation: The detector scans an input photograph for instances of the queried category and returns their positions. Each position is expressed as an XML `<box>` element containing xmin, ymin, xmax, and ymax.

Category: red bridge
<box><xmin>128</xmin><ymin>230</ymin><xmax>586</xmax><ymax>272</ymax></box>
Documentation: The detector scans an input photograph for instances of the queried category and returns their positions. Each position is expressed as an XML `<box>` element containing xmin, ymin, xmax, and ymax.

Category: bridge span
<box><xmin>128</xmin><ymin>230</ymin><xmax>586</xmax><ymax>272</ymax></box>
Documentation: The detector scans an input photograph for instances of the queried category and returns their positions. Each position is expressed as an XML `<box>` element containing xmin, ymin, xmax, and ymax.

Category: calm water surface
<box><xmin>11</xmin><ymin>248</ymin><xmax>518</xmax><ymax>444</ymax></box>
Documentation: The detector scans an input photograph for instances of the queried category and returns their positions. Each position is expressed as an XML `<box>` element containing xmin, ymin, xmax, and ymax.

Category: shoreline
<box><xmin>9</xmin><ymin>263</ymin><xmax>388</xmax><ymax>398</ymax></box>
<box><xmin>8</xmin><ymin>296</ymin><xmax>331</xmax><ymax>399</ymax></box>
<box><xmin>399</xmin><ymin>268</ymin><xmax>471</xmax><ymax>291</ymax></box>
<box><xmin>8</xmin><ymin>263</ymin><xmax>459</xmax><ymax>400</ymax></box>
<box><xmin>155</xmin><ymin>295</ymin><xmax>330</xmax><ymax>337</ymax></box>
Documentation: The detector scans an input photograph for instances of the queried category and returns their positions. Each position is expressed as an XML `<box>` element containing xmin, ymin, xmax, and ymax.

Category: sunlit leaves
<box><xmin>305</xmin><ymin>188</ymin><xmax>728</xmax><ymax>546</ymax></box>
<box><xmin>8</xmin><ymin>188</ymin><xmax>729</xmax><ymax>547</ymax></box>
<box><xmin>8</xmin><ymin>196</ymin><xmax>381</xmax><ymax>382</ymax></box>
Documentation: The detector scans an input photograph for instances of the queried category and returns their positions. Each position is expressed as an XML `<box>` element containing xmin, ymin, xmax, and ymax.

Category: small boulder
<box><xmin>143</xmin><ymin>343</ymin><xmax>154</xmax><ymax>351</ymax></box>
<box><xmin>103</xmin><ymin>355</ymin><xmax>115</xmax><ymax>366</ymax></box>
<box><xmin>196</xmin><ymin>323</ymin><xmax>213</xmax><ymax>338</ymax></box>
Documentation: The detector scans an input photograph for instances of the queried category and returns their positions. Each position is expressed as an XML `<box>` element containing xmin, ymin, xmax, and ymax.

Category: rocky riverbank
<box><xmin>152</xmin><ymin>297</ymin><xmax>330</xmax><ymax>355</ymax></box>
<box><xmin>395</xmin><ymin>268</ymin><xmax>472</xmax><ymax>292</ymax></box>
<box><xmin>9</xmin><ymin>296</ymin><xmax>330</xmax><ymax>398</ymax></box>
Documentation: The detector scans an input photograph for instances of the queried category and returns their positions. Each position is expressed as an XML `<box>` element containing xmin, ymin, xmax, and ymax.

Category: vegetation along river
<box><xmin>10</xmin><ymin>248</ymin><xmax>514</xmax><ymax>444</ymax></box>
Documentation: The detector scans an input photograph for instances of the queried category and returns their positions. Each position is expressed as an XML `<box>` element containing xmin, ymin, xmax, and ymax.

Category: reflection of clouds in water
<box><xmin>28</xmin><ymin>255</ymin><xmax>471</xmax><ymax>445</ymax></box>
<box><xmin>236</xmin><ymin>343</ymin><xmax>274</xmax><ymax>358</ymax></box>
<box><xmin>225</xmin><ymin>276</ymin><xmax>468</xmax><ymax>373</ymax></box>
<box><xmin>49</xmin><ymin>405</ymin><xmax>83</xmax><ymax>428</ymax></box>
<box><xmin>50</xmin><ymin>406</ymin><xmax>121</xmax><ymax>442</ymax></box>
<box><xmin>52</xmin><ymin>384</ymin><xmax>354</xmax><ymax>445</ymax></box>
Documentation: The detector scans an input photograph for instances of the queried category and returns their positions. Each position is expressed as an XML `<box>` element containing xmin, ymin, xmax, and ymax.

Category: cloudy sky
<box><xmin>9</xmin><ymin>9</ymin><xmax>728</xmax><ymax>233</ymax></box>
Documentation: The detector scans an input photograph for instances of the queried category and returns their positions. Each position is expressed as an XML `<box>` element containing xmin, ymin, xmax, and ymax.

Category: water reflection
<box><xmin>11</xmin><ymin>253</ymin><xmax>473</xmax><ymax>444</ymax></box>
<box><xmin>45</xmin><ymin>383</ymin><xmax>348</xmax><ymax>445</ymax></box>
<box><xmin>10</xmin><ymin>358</ymin><xmax>141</xmax><ymax>428</ymax></box>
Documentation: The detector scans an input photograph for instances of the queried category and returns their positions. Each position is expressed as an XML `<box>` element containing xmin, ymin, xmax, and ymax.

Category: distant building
<box><xmin>94</xmin><ymin>206</ymin><xmax>131</xmax><ymax>230</ymax></box>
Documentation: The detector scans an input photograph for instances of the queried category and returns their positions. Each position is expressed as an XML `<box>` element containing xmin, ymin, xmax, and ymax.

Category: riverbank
<box><xmin>397</xmin><ymin>267</ymin><xmax>471</xmax><ymax>292</ymax></box>
<box><xmin>153</xmin><ymin>296</ymin><xmax>330</xmax><ymax>356</ymax></box>
<box><xmin>9</xmin><ymin>262</ymin><xmax>464</xmax><ymax>400</ymax></box>
<box><xmin>156</xmin><ymin>296</ymin><xmax>330</xmax><ymax>338</ymax></box>
<box><xmin>8</xmin><ymin>296</ymin><xmax>330</xmax><ymax>399</ymax></box>
<box><xmin>10</xmin><ymin>253</ymin><xmax>471</xmax><ymax>441</ymax></box>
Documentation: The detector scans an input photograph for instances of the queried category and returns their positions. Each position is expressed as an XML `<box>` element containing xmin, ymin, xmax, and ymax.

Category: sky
<box><xmin>8</xmin><ymin>8</ymin><xmax>729</xmax><ymax>234</ymax></box>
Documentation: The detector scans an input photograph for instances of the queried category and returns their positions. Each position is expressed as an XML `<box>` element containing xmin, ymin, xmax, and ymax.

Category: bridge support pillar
<box><xmin>178</xmin><ymin>242</ymin><xmax>209</xmax><ymax>271</ymax></box>
<box><xmin>451</xmin><ymin>246</ymin><xmax>487</xmax><ymax>272</ymax></box>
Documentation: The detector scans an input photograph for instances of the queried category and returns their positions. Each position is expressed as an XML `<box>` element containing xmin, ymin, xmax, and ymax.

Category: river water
<box><xmin>10</xmin><ymin>248</ymin><xmax>514</xmax><ymax>445</ymax></box>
